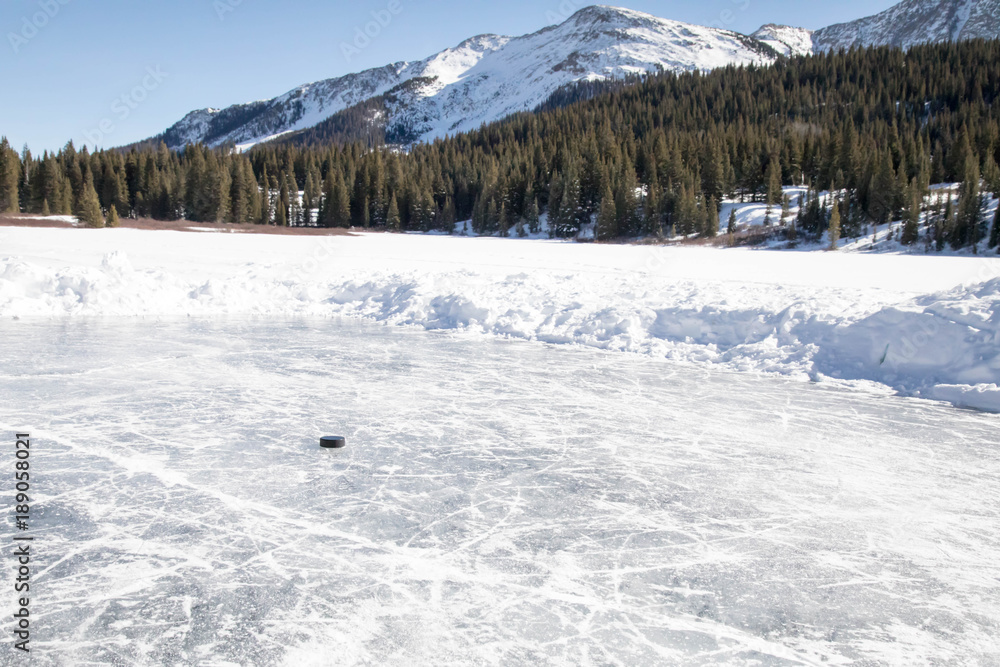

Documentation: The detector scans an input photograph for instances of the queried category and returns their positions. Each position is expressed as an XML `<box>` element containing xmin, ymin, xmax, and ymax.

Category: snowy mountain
<box><xmin>812</xmin><ymin>0</ymin><xmax>1000</xmax><ymax>52</ymax></box>
<box><xmin>156</xmin><ymin>5</ymin><xmax>778</xmax><ymax>150</ymax></box>
<box><xmin>750</xmin><ymin>24</ymin><xmax>814</xmax><ymax>56</ymax></box>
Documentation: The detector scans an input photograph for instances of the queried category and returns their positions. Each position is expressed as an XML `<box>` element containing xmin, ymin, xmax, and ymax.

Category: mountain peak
<box><xmin>150</xmin><ymin>4</ymin><xmax>776</xmax><ymax>151</ymax></box>
<box><xmin>813</xmin><ymin>0</ymin><xmax>1000</xmax><ymax>51</ymax></box>
<box><xmin>751</xmin><ymin>24</ymin><xmax>815</xmax><ymax>56</ymax></box>
<box><xmin>564</xmin><ymin>5</ymin><xmax>663</xmax><ymax>29</ymax></box>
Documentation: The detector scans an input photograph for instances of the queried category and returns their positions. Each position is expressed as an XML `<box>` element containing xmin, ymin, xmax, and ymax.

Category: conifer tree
<box><xmin>765</xmin><ymin>156</ymin><xmax>782</xmax><ymax>206</ymax></box>
<box><xmin>228</xmin><ymin>162</ymin><xmax>246</xmax><ymax>224</ymax></box>
<box><xmin>614</xmin><ymin>166</ymin><xmax>639</xmax><ymax>237</ymax></box>
<box><xmin>258</xmin><ymin>170</ymin><xmax>271</xmax><ymax>225</ymax></box>
<box><xmin>983</xmin><ymin>155</ymin><xmax>1000</xmax><ymax>198</ymax></box>
<box><xmin>527</xmin><ymin>196</ymin><xmax>540</xmax><ymax>235</ymax></box>
<box><xmin>596</xmin><ymin>183</ymin><xmax>617</xmax><ymax>241</ymax></box>
<box><xmin>0</xmin><ymin>138</ymin><xmax>20</xmax><ymax>213</ymax></box>
<box><xmin>727</xmin><ymin>207</ymin><xmax>737</xmax><ymax>236</ymax></box>
<box><xmin>556</xmin><ymin>175</ymin><xmax>580</xmax><ymax>238</ymax></box>
<box><xmin>940</xmin><ymin>198</ymin><xmax>953</xmax><ymax>251</ymax></box>
<box><xmin>76</xmin><ymin>174</ymin><xmax>104</xmax><ymax>228</ymax></box>
<box><xmin>18</xmin><ymin>145</ymin><xmax>31</xmax><ymax>212</ymax></box>
<box><xmin>441</xmin><ymin>197</ymin><xmax>456</xmax><ymax>233</ymax></box>
<box><xmin>106</xmin><ymin>204</ymin><xmax>120</xmax><ymax>228</ymax></box>
<box><xmin>988</xmin><ymin>204</ymin><xmax>999</xmax><ymax>251</ymax></box>
<box><xmin>387</xmin><ymin>193</ymin><xmax>401</xmax><ymax>231</ymax></box>
<box><xmin>290</xmin><ymin>191</ymin><xmax>303</xmax><ymax>227</ymax></box>
<box><xmin>952</xmin><ymin>159</ymin><xmax>982</xmax><ymax>249</ymax></box>
<box><xmin>704</xmin><ymin>197</ymin><xmax>719</xmax><ymax>238</ymax></box>
<box><xmin>499</xmin><ymin>202</ymin><xmax>510</xmax><ymax>238</ymax></box>
<box><xmin>828</xmin><ymin>199</ymin><xmax>841</xmax><ymax>250</ymax></box>
<box><xmin>900</xmin><ymin>179</ymin><xmax>921</xmax><ymax>246</ymax></box>
<box><xmin>325</xmin><ymin>172</ymin><xmax>351</xmax><ymax>228</ymax></box>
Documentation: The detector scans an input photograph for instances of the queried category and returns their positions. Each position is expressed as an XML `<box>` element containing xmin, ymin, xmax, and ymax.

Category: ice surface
<box><xmin>1</xmin><ymin>320</ymin><xmax>998</xmax><ymax>665</ymax></box>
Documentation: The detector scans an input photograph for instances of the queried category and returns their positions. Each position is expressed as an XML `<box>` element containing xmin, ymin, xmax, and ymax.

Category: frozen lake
<box><xmin>1</xmin><ymin>320</ymin><xmax>998</xmax><ymax>665</ymax></box>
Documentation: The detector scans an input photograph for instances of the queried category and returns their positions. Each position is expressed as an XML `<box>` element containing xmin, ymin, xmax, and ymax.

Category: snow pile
<box><xmin>2</xmin><ymin>228</ymin><xmax>999</xmax><ymax>411</ymax></box>
<box><xmin>817</xmin><ymin>278</ymin><xmax>1000</xmax><ymax>411</ymax></box>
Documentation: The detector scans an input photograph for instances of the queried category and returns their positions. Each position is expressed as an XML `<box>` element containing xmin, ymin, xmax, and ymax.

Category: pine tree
<box><xmin>983</xmin><ymin>155</ymin><xmax>1000</xmax><ymax>198</ymax></box>
<box><xmin>727</xmin><ymin>207</ymin><xmax>737</xmax><ymax>236</ymax></box>
<box><xmin>989</xmin><ymin>204</ymin><xmax>999</xmax><ymax>251</ymax></box>
<box><xmin>900</xmin><ymin>179</ymin><xmax>921</xmax><ymax>246</ymax></box>
<box><xmin>106</xmin><ymin>205</ymin><xmax>120</xmax><ymax>228</ymax></box>
<box><xmin>704</xmin><ymin>197</ymin><xmax>719</xmax><ymax>238</ymax></box>
<box><xmin>387</xmin><ymin>193</ymin><xmax>401</xmax><ymax>231</ymax></box>
<box><xmin>765</xmin><ymin>156</ymin><xmax>782</xmax><ymax>206</ymax></box>
<box><xmin>0</xmin><ymin>138</ymin><xmax>20</xmax><ymax>213</ymax></box>
<box><xmin>952</xmin><ymin>159</ymin><xmax>982</xmax><ymax>249</ymax></box>
<box><xmin>440</xmin><ymin>197</ymin><xmax>456</xmax><ymax>233</ymax></box>
<box><xmin>614</xmin><ymin>166</ymin><xmax>639</xmax><ymax>237</ymax></box>
<box><xmin>828</xmin><ymin>199</ymin><xmax>841</xmax><ymax>250</ymax></box>
<box><xmin>499</xmin><ymin>202</ymin><xmax>510</xmax><ymax>238</ymax></box>
<box><xmin>76</xmin><ymin>174</ymin><xmax>104</xmax><ymax>228</ymax></box>
<box><xmin>290</xmin><ymin>192</ymin><xmax>303</xmax><ymax>227</ymax></box>
<box><xmin>596</xmin><ymin>183</ymin><xmax>617</xmax><ymax>241</ymax></box>
<box><xmin>258</xmin><ymin>171</ymin><xmax>271</xmax><ymax>225</ymax></box>
<box><xmin>527</xmin><ymin>197</ymin><xmax>540</xmax><ymax>235</ymax></box>
<box><xmin>940</xmin><ymin>198</ymin><xmax>953</xmax><ymax>251</ymax></box>
<box><xmin>323</xmin><ymin>173</ymin><xmax>351</xmax><ymax>228</ymax></box>
<box><xmin>556</xmin><ymin>175</ymin><xmax>580</xmax><ymax>238</ymax></box>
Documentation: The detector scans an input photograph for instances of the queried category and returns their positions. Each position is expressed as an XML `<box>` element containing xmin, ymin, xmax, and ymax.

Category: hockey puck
<box><xmin>320</xmin><ymin>436</ymin><xmax>347</xmax><ymax>449</ymax></box>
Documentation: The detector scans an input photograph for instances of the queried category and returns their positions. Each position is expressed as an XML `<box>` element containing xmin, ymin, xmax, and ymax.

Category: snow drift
<box><xmin>1</xmin><ymin>228</ymin><xmax>998</xmax><ymax>411</ymax></box>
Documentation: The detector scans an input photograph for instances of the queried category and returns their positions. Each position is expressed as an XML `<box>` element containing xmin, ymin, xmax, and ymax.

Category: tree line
<box><xmin>1</xmin><ymin>38</ymin><xmax>999</xmax><ymax>251</ymax></box>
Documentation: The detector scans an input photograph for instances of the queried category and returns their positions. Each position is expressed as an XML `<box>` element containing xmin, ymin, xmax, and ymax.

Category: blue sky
<box><xmin>0</xmin><ymin>0</ymin><xmax>899</xmax><ymax>153</ymax></box>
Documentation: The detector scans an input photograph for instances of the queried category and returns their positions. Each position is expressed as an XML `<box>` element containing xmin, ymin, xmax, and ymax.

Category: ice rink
<box><xmin>2</xmin><ymin>319</ymin><xmax>997</xmax><ymax>665</ymax></box>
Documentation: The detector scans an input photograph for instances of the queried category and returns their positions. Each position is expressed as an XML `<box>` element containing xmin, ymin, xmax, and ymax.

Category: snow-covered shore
<box><xmin>2</xmin><ymin>227</ymin><xmax>999</xmax><ymax>411</ymax></box>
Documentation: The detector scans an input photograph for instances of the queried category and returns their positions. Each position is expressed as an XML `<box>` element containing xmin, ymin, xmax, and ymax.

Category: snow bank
<box><xmin>2</xmin><ymin>228</ymin><xmax>999</xmax><ymax>411</ymax></box>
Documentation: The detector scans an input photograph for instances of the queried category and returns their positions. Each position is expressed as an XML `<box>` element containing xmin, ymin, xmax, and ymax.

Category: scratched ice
<box><xmin>1</xmin><ymin>319</ymin><xmax>998</xmax><ymax>666</ymax></box>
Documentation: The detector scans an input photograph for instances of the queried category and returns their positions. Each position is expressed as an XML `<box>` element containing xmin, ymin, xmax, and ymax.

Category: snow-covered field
<box><xmin>2</xmin><ymin>227</ymin><xmax>999</xmax><ymax>411</ymax></box>
<box><xmin>2</xmin><ymin>320</ymin><xmax>998</xmax><ymax>665</ymax></box>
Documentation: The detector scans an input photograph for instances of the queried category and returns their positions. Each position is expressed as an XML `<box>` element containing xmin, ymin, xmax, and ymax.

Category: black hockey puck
<box><xmin>320</xmin><ymin>436</ymin><xmax>347</xmax><ymax>449</ymax></box>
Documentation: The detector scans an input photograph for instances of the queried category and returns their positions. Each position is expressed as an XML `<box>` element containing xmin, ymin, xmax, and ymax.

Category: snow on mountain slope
<box><xmin>812</xmin><ymin>0</ymin><xmax>1000</xmax><ymax>52</ymax></box>
<box><xmin>750</xmin><ymin>24</ymin><xmax>814</xmax><ymax>56</ymax></box>
<box><xmin>156</xmin><ymin>5</ymin><xmax>777</xmax><ymax>150</ymax></box>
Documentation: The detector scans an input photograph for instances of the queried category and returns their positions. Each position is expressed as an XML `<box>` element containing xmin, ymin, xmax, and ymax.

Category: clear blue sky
<box><xmin>0</xmin><ymin>0</ymin><xmax>899</xmax><ymax>153</ymax></box>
